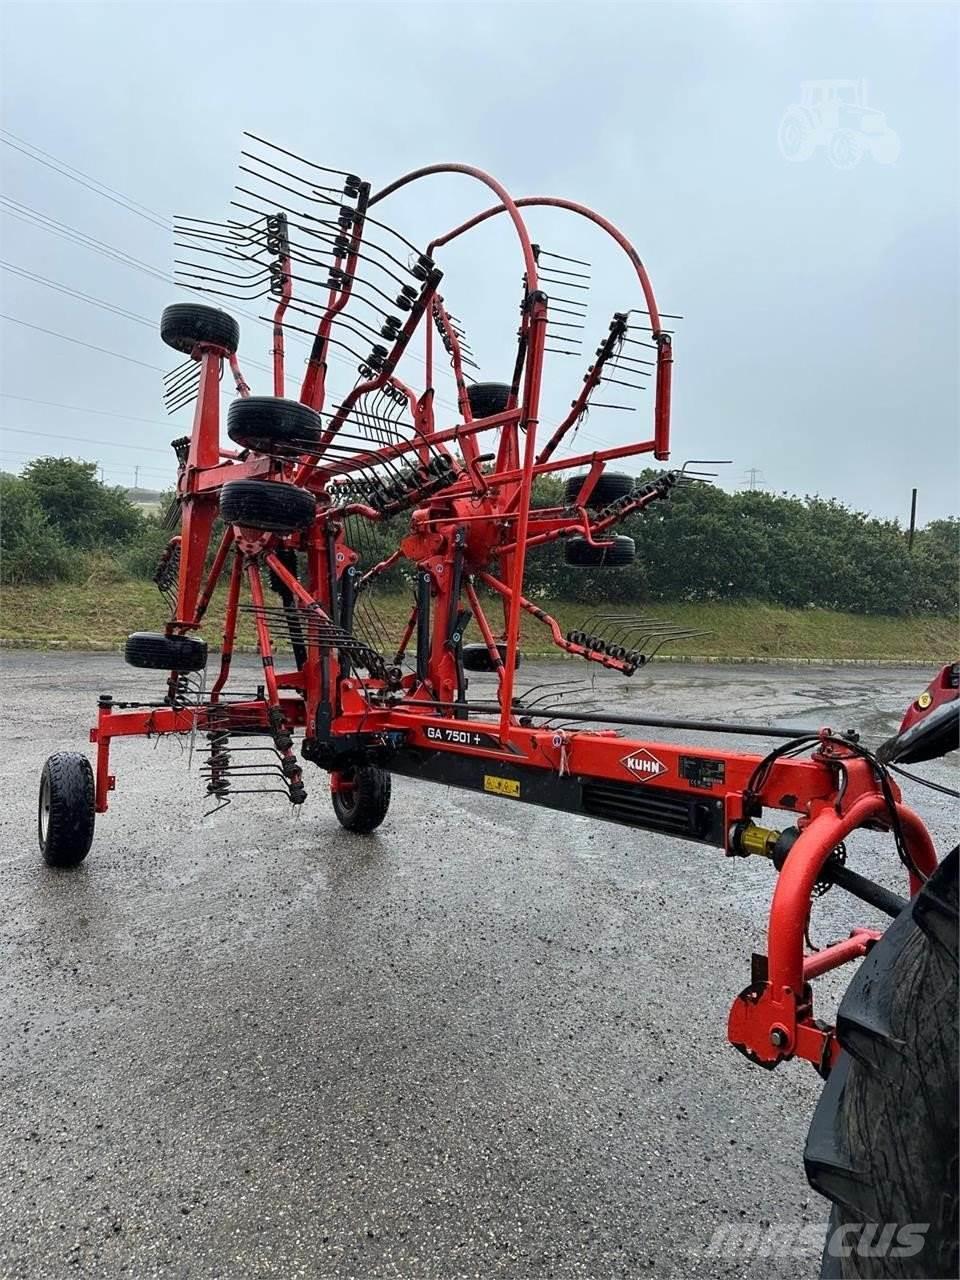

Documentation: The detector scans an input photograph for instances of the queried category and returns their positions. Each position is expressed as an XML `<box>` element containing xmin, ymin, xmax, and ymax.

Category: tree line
<box><xmin>1</xmin><ymin>457</ymin><xmax>956</xmax><ymax>617</ymax></box>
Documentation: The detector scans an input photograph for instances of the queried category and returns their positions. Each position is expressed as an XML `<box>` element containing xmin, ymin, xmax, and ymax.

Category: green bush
<box><xmin>22</xmin><ymin>457</ymin><xmax>143</xmax><ymax>549</ymax></box>
<box><xmin>122</xmin><ymin>521</ymin><xmax>175</xmax><ymax>580</ymax></box>
<box><xmin>521</xmin><ymin>472</ymin><xmax>958</xmax><ymax>617</ymax></box>
<box><xmin>1</xmin><ymin>459</ymin><xmax>149</xmax><ymax>586</ymax></box>
<box><xmin>0</xmin><ymin>473</ymin><xmax>74</xmax><ymax>584</ymax></box>
<box><xmin>907</xmin><ymin>520</ymin><xmax>960</xmax><ymax>614</ymax></box>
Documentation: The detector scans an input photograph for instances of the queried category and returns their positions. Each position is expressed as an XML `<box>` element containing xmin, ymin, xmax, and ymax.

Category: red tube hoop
<box><xmin>369</xmin><ymin>165</ymin><xmax>548</xmax><ymax>739</ymax></box>
<box><xmin>427</xmin><ymin>195</ymin><xmax>662</xmax><ymax>333</ymax></box>
<box><xmin>368</xmin><ymin>164</ymin><xmax>540</xmax><ymax>291</ymax></box>
<box><xmin>423</xmin><ymin>195</ymin><xmax>672</xmax><ymax>460</ymax></box>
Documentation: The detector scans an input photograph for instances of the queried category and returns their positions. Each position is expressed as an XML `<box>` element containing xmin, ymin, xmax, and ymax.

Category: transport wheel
<box><xmin>125</xmin><ymin>631</ymin><xmax>208</xmax><ymax>671</ymax></box>
<box><xmin>160</xmin><ymin>303</ymin><xmax>239</xmax><ymax>356</ymax></box>
<box><xmin>461</xmin><ymin>642</ymin><xmax>521</xmax><ymax>672</ymax></box>
<box><xmin>38</xmin><ymin>753</ymin><xmax>95</xmax><ymax>868</ymax></box>
<box><xmin>467</xmin><ymin>382</ymin><xmax>512</xmax><ymax>417</ymax></box>
<box><xmin>226</xmin><ymin>396</ymin><xmax>324</xmax><ymax>457</ymax></box>
<box><xmin>563</xmin><ymin>471</ymin><xmax>633</xmax><ymax>507</ymax></box>
<box><xmin>220</xmin><ymin>479</ymin><xmax>317</xmax><ymax>533</ymax></box>
<box><xmin>804</xmin><ymin>847</ymin><xmax>958</xmax><ymax>1278</ymax></box>
<box><xmin>564</xmin><ymin>534</ymin><xmax>635</xmax><ymax>567</ymax></box>
<box><xmin>331</xmin><ymin>766</ymin><xmax>391</xmax><ymax>833</ymax></box>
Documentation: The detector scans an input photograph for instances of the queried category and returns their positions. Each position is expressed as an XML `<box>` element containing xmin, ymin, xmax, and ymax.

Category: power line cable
<box><xmin>0</xmin><ymin>314</ymin><xmax>164</xmax><ymax>369</ymax></box>
<box><xmin>1</xmin><ymin>425</ymin><xmax>171</xmax><ymax>453</ymax></box>
<box><xmin>0</xmin><ymin>127</ymin><xmax>509</xmax><ymax>420</ymax></box>
<box><xmin>0</xmin><ymin>446</ymin><xmax>171</xmax><ymax>479</ymax></box>
<box><xmin>0</xmin><ymin>260</ymin><xmax>155</xmax><ymax>327</ymax></box>
<box><xmin>0</xmin><ymin>130</ymin><xmax>170</xmax><ymax>229</ymax></box>
<box><xmin>0</xmin><ymin>195</ymin><xmax>171</xmax><ymax>282</ymax></box>
<box><xmin>0</xmin><ymin>391</ymin><xmax>174</xmax><ymax>428</ymax></box>
<box><xmin>1</xmin><ymin>193</ymin><xmax>465</xmax><ymax>410</ymax></box>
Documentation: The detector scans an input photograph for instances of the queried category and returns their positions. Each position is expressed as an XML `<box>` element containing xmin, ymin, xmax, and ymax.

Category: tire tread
<box><xmin>805</xmin><ymin>849</ymin><xmax>959</xmax><ymax>1278</ymax></box>
<box><xmin>220</xmin><ymin>480</ymin><xmax>316</xmax><ymax>533</ymax></box>
<box><xmin>160</xmin><ymin>303</ymin><xmax>239</xmax><ymax>356</ymax></box>
<box><xmin>332</xmin><ymin>767</ymin><xmax>391</xmax><ymax>834</ymax></box>
<box><xmin>39</xmin><ymin>752</ymin><xmax>95</xmax><ymax>868</ymax></box>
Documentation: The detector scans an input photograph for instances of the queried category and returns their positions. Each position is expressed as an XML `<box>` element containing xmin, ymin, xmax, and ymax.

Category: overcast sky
<box><xmin>1</xmin><ymin>1</ymin><xmax>957</xmax><ymax>523</ymax></box>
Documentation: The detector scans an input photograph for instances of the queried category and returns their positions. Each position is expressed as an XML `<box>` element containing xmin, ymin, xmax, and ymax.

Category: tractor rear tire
<box><xmin>220</xmin><ymin>479</ymin><xmax>317</xmax><ymax>533</ymax></box>
<box><xmin>564</xmin><ymin>534</ymin><xmax>635</xmax><ymax>567</ymax></box>
<box><xmin>125</xmin><ymin>631</ymin><xmax>208</xmax><ymax>671</ymax></box>
<box><xmin>804</xmin><ymin>847</ymin><xmax>958</xmax><ymax>1278</ymax></box>
<box><xmin>160</xmin><ymin>303</ymin><xmax>239</xmax><ymax>356</ymax></box>
<box><xmin>467</xmin><ymin>383</ymin><xmax>512</xmax><ymax>418</ymax></box>
<box><xmin>227</xmin><ymin>396</ymin><xmax>324</xmax><ymax>457</ymax></box>
<box><xmin>563</xmin><ymin>471</ymin><xmax>633</xmax><ymax>508</ymax></box>
<box><xmin>331</xmin><ymin>766</ymin><xmax>391</xmax><ymax>834</ymax></box>
<box><xmin>38</xmin><ymin>753</ymin><xmax>95</xmax><ymax>868</ymax></box>
<box><xmin>461</xmin><ymin>642</ymin><xmax>521</xmax><ymax>672</ymax></box>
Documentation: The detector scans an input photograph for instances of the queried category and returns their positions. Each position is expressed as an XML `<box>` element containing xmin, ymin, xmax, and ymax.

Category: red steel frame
<box><xmin>85</xmin><ymin>161</ymin><xmax>942</xmax><ymax>1080</ymax></box>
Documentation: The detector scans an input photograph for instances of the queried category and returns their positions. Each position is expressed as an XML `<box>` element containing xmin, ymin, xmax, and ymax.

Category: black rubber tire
<box><xmin>220</xmin><ymin>479</ymin><xmax>317</xmax><ymax>534</ymax></box>
<box><xmin>125</xmin><ymin>631</ymin><xmax>208</xmax><ymax>671</ymax></box>
<box><xmin>467</xmin><ymin>382</ymin><xmax>511</xmax><ymax>418</ymax></box>
<box><xmin>38</xmin><ymin>753</ymin><xmax>95</xmax><ymax>868</ymax></box>
<box><xmin>227</xmin><ymin>396</ymin><xmax>324</xmax><ymax>457</ymax></box>
<box><xmin>564</xmin><ymin>534</ymin><xmax>635</xmax><ymax>567</ymax></box>
<box><xmin>805</xmin><ymin>847</ymin><xmax>958</xmax><ymax>1278</ymax></box>
<box><xmin>160</xmin><ymin>303</ymin><xmax>239</xmax><ymax>356</ymax></box>
<box><xmin>563</xmin><ymin>471</ymin><xmax>633</xmax><ymax>508</ymax></box>
<box><xmin>331</xmin><ymin>766</ymin><xmax>391</xmax><ymax>833</ymax></box>
<box><xmin>461</xmin><ymin>642</ymin><xmax>521</xmax><ymax>672</ymax></box>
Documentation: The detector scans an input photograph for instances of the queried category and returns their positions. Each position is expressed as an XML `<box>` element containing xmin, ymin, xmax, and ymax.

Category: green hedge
<box><xmin>1</xmin><ymin>458</ymin><xmax>956</xmax><ymax>617</ymax></box>
<box><xmin>524</xmin><ymin>473</ymin><xmax>957</xmax><ymax>616</ymax></box>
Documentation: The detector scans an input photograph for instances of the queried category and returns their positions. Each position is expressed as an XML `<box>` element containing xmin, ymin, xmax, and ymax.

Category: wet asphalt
<box><xmin>0</xmin><ymin>652</ymin><xmax>955</xmax><ymax>1279</ymax></box>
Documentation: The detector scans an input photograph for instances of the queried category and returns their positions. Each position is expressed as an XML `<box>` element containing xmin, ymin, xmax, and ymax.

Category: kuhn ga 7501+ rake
<box><xmin>37</xmin><ymin>141</ymin><xmax>957</xmax><ymax>1277</ymax></box>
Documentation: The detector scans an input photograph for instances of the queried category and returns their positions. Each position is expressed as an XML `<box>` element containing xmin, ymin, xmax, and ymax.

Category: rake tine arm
<box><xmin>228</xmin><ymin>353</ymin><xmax>251</xmax><ymax>398</ymax></box>
<box><xmin>359</xmin><ymin>549</ymin><xmax>403</xmax><ymax>588</ymax></box>
<box><xmin>432</xmin><ymin>295</ymin><xmax>477</xmax><ymax>459</ymax></box>
<box><xmin>392</xmin><ymin>603</ymin><xmax>418</xmax><ymax>665</ymax></box>
<box><xmin>478</xmin><ymin>572</ymin><xmax>639</xmax><ymax>676</ymax></box>
<box><xmin>298</xmin><ymin>181</ymin><xmax>372</xmax><ymax>412</ymax></box>
<box><xmin>297</xmin><ymin>266</ymin><xmax>443</xmax><ymax>476</ymax></box>
<box><xmin>464</xmin><ymin>582</ymin><xmax>507</xmax><ymax>682</ymax></box>
<box><xmin>536</xmin><ymin>314</ymin><xmax>628</xmax><ymax>464</ymax></box>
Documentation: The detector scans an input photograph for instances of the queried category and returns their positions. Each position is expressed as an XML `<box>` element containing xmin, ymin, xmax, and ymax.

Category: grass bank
<box><xmin>0</xmin><ymin>579</ymin><xmax>954</xmax><ymax>662</ymax></box>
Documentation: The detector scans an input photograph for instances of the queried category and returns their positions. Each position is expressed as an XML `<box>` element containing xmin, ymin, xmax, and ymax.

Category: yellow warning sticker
<box><xmin>484</xmin><ymin>774</ymin><xmax>520</xmax><ymax>799</ymax></box>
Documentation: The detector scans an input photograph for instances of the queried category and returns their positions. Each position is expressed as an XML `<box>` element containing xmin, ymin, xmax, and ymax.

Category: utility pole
<box><xmin>741</xmin><ymin>467</ymin><xmax>764</xmax><ymax>491</ymax></box>
<box><xmin>908</xmin><ymin>487</ymin><xmax>918</xmax><ymax>551</ymax></box>
<box><xmin>134</xmin><ymin>465</ymin><xmax>140</xmax><ymax>491</ymax></box>
<box><xmin>97</xmin><ymin>463</ymin><xmax>104</xmax><ymax>483</ymax></box>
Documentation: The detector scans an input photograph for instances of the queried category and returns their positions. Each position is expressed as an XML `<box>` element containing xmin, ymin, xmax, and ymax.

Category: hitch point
<box><xmin>730</xmin><ymin>819</ymin><xmax>781</xmax><ymax>859</ymax></box>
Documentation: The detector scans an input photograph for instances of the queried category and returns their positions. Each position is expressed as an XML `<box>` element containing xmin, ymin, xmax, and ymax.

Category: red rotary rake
<box><xmin>37</xmin><ymin>139</ymin><xmax>957</xmax><ymax>1274</ymax></box>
